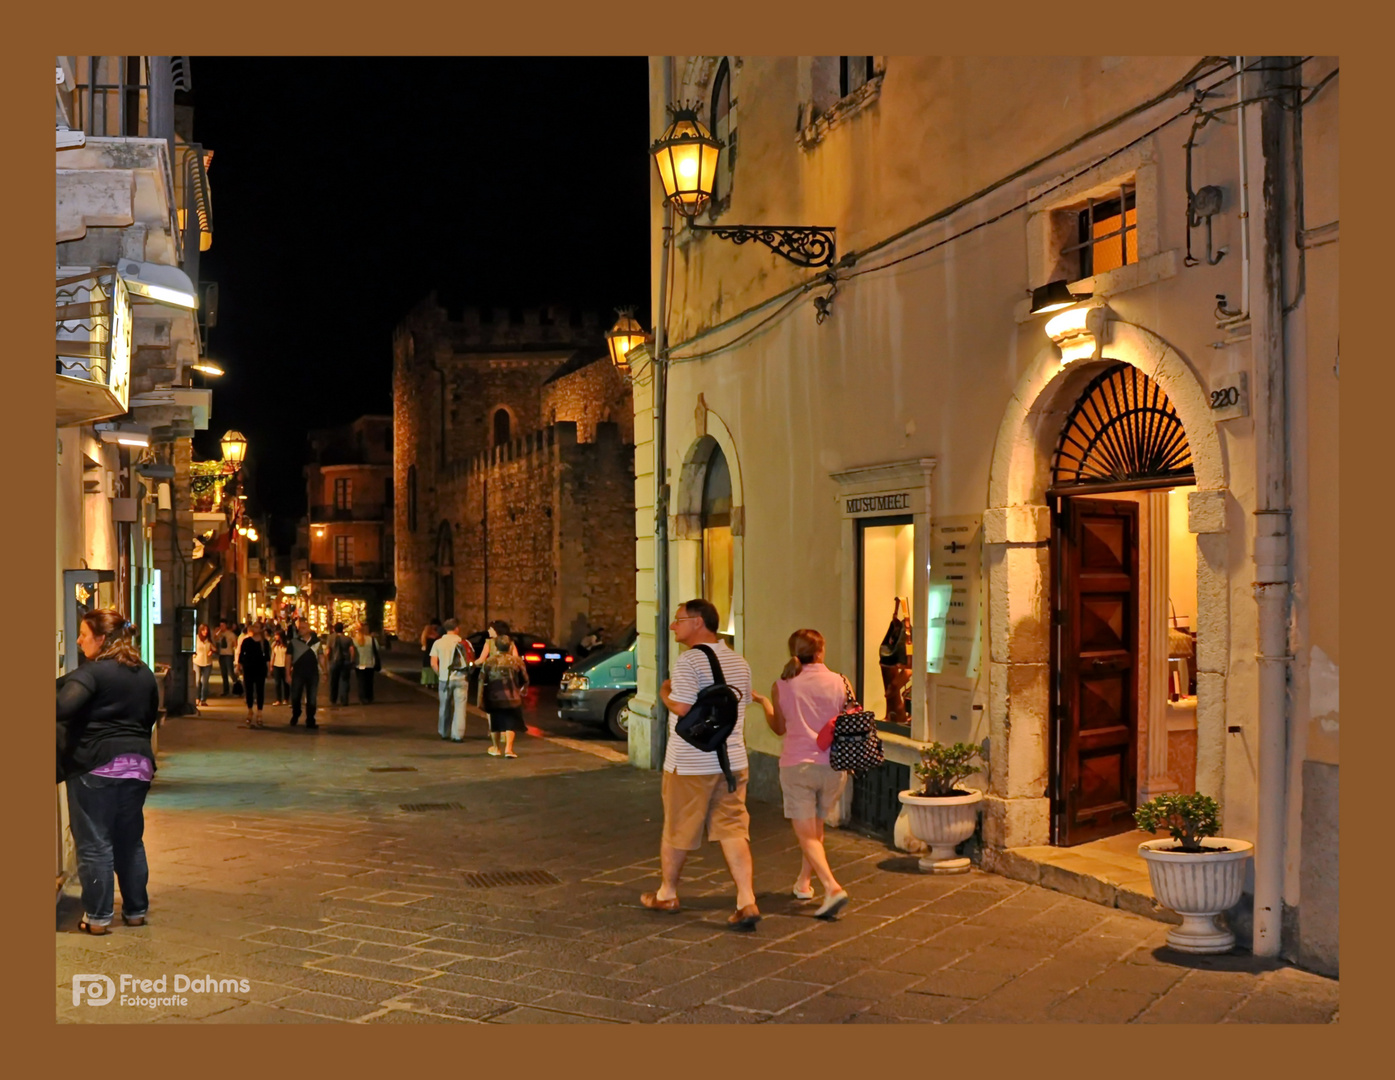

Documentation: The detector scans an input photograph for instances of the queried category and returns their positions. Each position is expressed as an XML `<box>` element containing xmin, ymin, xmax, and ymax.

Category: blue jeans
<box><xmin>66</xmin><ymin>772</ymin><xmax>150</xmax><ymax>926</ymax></box>
<box><xmin>195</xmin><ymin>664</ymin><xmax>213</xmax><ymax>701</ymax></box>
<box><xmin>438</xmin><ymin>673</ymin><xmax>468</xmax><ymax>739</ymax></box>
<box><xmin>219</xmin><ymin>654</ymin><xmax>235</xmax><ymax>695</ymax></box>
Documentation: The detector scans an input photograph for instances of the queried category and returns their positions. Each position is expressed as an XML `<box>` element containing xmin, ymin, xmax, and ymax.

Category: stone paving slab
<box><xmin>56</xmin><ymin>677</ymin><xmax>1337</xmax><ymax>1024</ymax></box>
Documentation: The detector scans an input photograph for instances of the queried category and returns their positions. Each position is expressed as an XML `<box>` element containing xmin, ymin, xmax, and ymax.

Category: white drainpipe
<box><xmin>1248</xmin><ymin>59</ymin><xmax>1293</xmax><ymax>959</ymax></box>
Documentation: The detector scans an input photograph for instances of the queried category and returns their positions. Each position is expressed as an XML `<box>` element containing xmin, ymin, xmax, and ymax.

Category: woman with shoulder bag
<box><xmin>57</xmin><ymin>609</ymin><xmax>160</xmax><ymax>934</ymax></box>
<box><xmin>749</xmin><ymin>628</ymin><xmax>851</xmax><ymax>920</ymax></box>
<box><xmin>480</xmin><ymin>633</ymin><xmax>528</xmax><ymax>759</ymax></box>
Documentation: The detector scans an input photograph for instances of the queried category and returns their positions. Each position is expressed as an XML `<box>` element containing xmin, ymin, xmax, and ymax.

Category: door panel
<box><xmin>1055</xmin><ymin>497</ymin><xmax>1139</xmax><ymax>845</ymax></box>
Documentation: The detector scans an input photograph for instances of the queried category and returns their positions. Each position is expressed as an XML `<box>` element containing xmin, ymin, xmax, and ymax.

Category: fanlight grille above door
<box><xmin>1052</xmin><ymin>364</ymin><xmax>1194</xmax><ymax>490</ymax></box>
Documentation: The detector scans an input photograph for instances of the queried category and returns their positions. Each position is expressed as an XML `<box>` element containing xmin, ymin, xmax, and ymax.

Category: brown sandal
<box><xmin>122</xmin><ymin>914</ymin><xmax>146</xmax><ymax>927</ymax></box>
<box><xmin>640</xmin><ymin>891</ymin><xmax>681</xmax><ymax>913</ymax></box>
<box><xmin>77</xmin><ymin>919</ymin><xmax>107</xmax><ymax>935</ymax></box>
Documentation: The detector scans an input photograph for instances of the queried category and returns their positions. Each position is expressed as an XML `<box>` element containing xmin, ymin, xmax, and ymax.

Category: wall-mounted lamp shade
<box><xmin>650</xmin><ymin>107</ymin><xmax>723</xmax><ymax>218</ymax></box>
<box><xmin>1029</xmin><ymin>279</ymin><xmax>1087</xmax><ymax>315</ymax></box>
<box><xmin>117</xmin><ymin>259</ymin><xmax>198</xmax><ymax>310</ymax></box>
<box><xmin>606</xmin><ymin>310</ymin><xmax>647</xmax><ymax>375</ymax></box>
<box><xmin>96</xmin><ymin>422</ymin><xmax>150</xmax><ymax>447</ymax></box>
<box><xmin>220</xmin><ymin>429</ymin><xmax>248</xmax><ymax>465</ymax></box>
<box><xmin>191</xmin><ymin>361</ymin><xmax>224</xmax><ymax>377</ymax></box>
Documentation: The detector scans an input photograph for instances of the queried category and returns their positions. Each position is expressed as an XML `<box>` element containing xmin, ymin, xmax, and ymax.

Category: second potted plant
<box><xmin>898</xmin><ymin>742</ymin><xmax>983</xmax><ymax>874</ymax></box>
<box><xmin>1136</xmin><ymin>792</ymin><xmax>1254</xmax><ymax>954</ymax></box>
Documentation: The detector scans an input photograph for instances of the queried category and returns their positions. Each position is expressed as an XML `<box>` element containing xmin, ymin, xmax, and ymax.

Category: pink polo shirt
<box><xmin>774</xmin><ymin>662</ymin><xmax>847</xmax><ymax>767</ymax></box>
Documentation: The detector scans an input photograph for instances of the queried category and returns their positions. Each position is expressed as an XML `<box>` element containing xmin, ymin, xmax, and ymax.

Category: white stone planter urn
<box><xmin>897</xmin><ymin>788</ymin><xmax>983</xmax><ymax>874</ymax></box>
<box><xmin>1138</xmin><ymin>838</ymin><xmax>1255</xmax><ymax>954</ymax></box>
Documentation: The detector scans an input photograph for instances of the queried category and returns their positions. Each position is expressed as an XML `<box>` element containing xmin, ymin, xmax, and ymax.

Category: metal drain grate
<box><xmin>399</xmin><ymin>802</ymin><xmax>463</xmax><ymax>812</ymax></box>
<box><xmin>461</xmin><ymin>870</ymin><xmax>563</xmax><ymax>889</ymax></box>
<box><xmin>370</xmin><ymin>766</ymin><xmax>419</xmax><ymax>773</ymax></box>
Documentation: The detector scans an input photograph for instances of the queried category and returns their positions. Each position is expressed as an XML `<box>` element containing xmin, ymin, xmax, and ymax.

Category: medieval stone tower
<box><xmin>392</xmin><ymin>294</ymin><xmax>636</xmax><ymax>649</ymax></box>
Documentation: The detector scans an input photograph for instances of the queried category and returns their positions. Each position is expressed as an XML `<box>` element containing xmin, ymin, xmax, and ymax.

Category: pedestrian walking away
<box><xmin>192</xmin><ymin>624</ymin><xmax>215</xmax><ymax>706</ymax></box>
<box><xmin>352</xmin><ymin>622</ymin><xmax>379</xmax><ymax>703</ymax></box>
<box><xmin>429</xmin><ymin>618</ymin><xmax>473</xmax><ymax>741</ymax></box>
<box><xmin>237</xmin><ymin>622</ymin><xmax>272</xmax><ymax>728</ymax></box>
<box><xmin>640</xmin><ymin>598</ymin><xmax>760</xmax><ymax>930</ymax></box>
<box><xmin>56</xmin><ymin>609</ymin><xmax>159</xmax><ymax>934</ymax></box>
<box><xmin>214</xmin><ymin>620</ymin><xmax>237</xmax><ymax>696</ymax></box>
<box><xmin>326</xmin><ymin>622</ymin><xmax>353</xmax><ymax>707</ymax></box>
<box><xmin>750</xmin><ymin>628</ymin><xmax>851</xmax><ymax>920</ymax></box>
<box><xmin>287</xmin><ymin>619</ymin><xmax>323</xmax><ymax>729</ymax></box>
<box><xmin>270</xmin><ymin>630</ymin><xmax>290</xmax><ymax>705</ymax></box>
<box><xmin>420</xmin><ymin>618</ymin><xmax>442</xmax><ymax>690</ymax></box>
<box><xmin>480</xmin><ymin>633</ymin><xmax>528</xmax><ymax>758</ymax></box>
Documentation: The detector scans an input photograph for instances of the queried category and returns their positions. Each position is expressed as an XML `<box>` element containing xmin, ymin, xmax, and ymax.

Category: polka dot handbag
<box><xmin>829</xmin><ymin>677</ymin><xmax>886</xmax><ymax>774</ymax></box>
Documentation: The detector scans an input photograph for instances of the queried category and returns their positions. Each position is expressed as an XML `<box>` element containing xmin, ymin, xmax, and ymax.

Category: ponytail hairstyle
<box><xmin>83</xmin><ymin>608</ymin><xmax>144</xmax><ymax>669</ymax></box>
<box><xmin>780</xmin><ymin>628</ymin><xmax>826</xmax><ymax>681</ymax></box>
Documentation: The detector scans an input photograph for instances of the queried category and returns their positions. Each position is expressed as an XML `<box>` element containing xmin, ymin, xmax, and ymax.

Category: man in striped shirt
<box><xmin>640</xmin><ymin>598</ymin><xmax>761</xmax><ymax>930</ymax></box>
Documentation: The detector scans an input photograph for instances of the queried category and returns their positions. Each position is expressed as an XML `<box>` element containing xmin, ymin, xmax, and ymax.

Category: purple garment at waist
<box><xmin>89</xmin><ymin>754</ymin><xmax>154</xmax><ymax>781</ymax></box>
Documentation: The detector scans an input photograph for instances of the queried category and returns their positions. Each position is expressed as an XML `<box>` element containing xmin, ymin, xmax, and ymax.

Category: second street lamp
<box><xmin>650</xmin><ymin>105</ymin><xmax>837</xmax><ymax>269</ymax></box>
<box><xmin>605</xmin><ymin>309</ymin><xmax>648</xmax><ymax>377</ymax></box>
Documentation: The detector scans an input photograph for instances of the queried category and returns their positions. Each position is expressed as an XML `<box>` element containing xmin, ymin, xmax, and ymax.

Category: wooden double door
<box><xmin>1052</xmin><ymin>496</ymin><xmax>1140</xmax><ymax>845</ymax></box>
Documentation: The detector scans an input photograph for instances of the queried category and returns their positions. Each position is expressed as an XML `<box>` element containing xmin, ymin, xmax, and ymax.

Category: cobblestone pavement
<box><xmin>56</xmin><ymin>673</ymin><xmax>1338</xmax><ymax>1024</ymax></box>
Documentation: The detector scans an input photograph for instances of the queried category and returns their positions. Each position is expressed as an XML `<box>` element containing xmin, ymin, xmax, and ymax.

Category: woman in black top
<box><xmin>56</xmin><ymin>609</ymin><xmax>160</xmax><ymax>935</ymax></box>
<box><xmin>237</xmin><ymin>621</ymin><xmax>272</xmax><ymax>728</ymax></box>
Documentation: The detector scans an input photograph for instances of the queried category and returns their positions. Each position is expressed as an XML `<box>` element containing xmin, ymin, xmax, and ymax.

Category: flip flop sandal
<box><xmin>487</xmin><ymin>747</ymin><xmax>501</xmax><ymax>756</ymax></box>
<box><xmin>793</xmin><ymin>883</ymin><xmax>816</xmax><ymax>900</ymax></box>
<box><xmin>505</xmin><ymin>751</ymin><xmax>519</xmax><ymax>758</ymax></box>
<box><xmin>78</xmin><ymin>919</ymin><xmax>107</xmax><ymax>935</ymax></box>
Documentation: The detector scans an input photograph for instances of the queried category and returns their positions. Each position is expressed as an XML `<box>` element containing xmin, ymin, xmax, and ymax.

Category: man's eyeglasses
<box><xmin>671</xmin><ymin>615</ymin><xmax>703</xmax><ymax>626</ymax></box>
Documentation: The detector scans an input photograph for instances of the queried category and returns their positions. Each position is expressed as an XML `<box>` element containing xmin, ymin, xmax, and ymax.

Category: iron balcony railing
<box><xmin>309</xmin><ymin>505</ymin><xmax>388</xmax><ymax>524</ymax></box>
<box><xmin>311</xmin><ymin>562</ymin><xmax>387</xmax><ymax>582</ymax></box>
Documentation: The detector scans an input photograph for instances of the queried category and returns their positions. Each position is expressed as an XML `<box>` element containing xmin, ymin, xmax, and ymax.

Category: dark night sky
<box><xmin>187</xmin><ymin>57</ymin><xmax>653</xmax><ymax>548</ymax></box>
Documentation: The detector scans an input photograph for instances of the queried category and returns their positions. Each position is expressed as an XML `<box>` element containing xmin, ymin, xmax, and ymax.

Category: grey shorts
<box><xmin>780</xmin><ymin>762</ymin><xmax>847</xmax><ymax>821</ymax></box>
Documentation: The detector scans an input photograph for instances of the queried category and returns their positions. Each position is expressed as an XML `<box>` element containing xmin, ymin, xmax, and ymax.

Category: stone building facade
<box><xmin>633</xmin><ymin>56</ymin><xmax>1339</xmax><ymax>974</ymax></box>
<box><xmin>299</xmin><ymin>415</ymin><xmax>396</xmax><ymax>635</ymax></box>
<box><xmin>393</xmin><ymin>297</ymin><xmax>636</xmax><ymax>648</ymax></box>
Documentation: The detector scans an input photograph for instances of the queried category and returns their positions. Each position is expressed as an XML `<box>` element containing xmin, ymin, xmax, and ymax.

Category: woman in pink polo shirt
<box><xmin>751</xmin><ymin>628</ymin><xmax>850</xmax><ymax>919</ymax></box>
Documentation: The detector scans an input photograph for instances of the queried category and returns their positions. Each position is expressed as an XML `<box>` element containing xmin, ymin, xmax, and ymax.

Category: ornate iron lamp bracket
<box><xmin>689</xmin><ymin>224</ymin><xmax>837</xmax><ymax>268</ymax></box>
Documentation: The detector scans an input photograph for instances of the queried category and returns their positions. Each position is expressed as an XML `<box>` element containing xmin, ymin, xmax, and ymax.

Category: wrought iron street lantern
<box><xmin>650</xmin><ymin>105</ymin><xmax>837</xmax><ymax>269</ymax></box>
<box><xmin>606</xmin><ymin>309</ymin><xmax>648</xmax><ymax>376</ymax></box>
<box><xmin>220</xmin><ymin>429</ymin><xmax>247</xmax><ymax>467</ymax></box>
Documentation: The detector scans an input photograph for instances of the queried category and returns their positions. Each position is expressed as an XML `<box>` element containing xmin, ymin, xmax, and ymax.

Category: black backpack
<box><xmin>674</xmin><ymin>644</ymin><xmax>741</xmax><ymax>792</ymax></box>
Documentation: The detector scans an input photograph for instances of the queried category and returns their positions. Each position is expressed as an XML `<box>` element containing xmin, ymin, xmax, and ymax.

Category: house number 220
<box><xmin>1210</xmin><ymin>386</ymin><xmax>1240</xmax><ymax>409</ymax></box>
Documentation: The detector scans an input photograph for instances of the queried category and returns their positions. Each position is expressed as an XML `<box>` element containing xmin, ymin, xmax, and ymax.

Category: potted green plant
<box><xmin>897</xmin><ymin>742</ymin><xmax>984</xmax><ymax>874</ymax></box>
<box><xmin>1135</xmin><ymin>793</ymin><xmax>1254</xmax><ymax>954</ymax></box>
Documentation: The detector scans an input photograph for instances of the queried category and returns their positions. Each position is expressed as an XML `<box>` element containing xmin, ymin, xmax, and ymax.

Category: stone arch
<box><xmin>673</xmin><ymin>406</ymin><xmax>745</xmax><ymax>651</ymax></box>
<box><xmin>981</xmin><ymin>317</ymin><xmax>1230</xmax><ymax>851</ymax></box>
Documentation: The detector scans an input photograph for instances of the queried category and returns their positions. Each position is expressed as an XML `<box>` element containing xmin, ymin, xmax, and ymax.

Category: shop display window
<box><xmin>858</xmin><ymin>516</ymin><xmax>914</xmax><ymax>729</ymax></box>
<box><xmin>383</xmin><ymin>601</ymin><xmax>398</xmax><ymax>635</ymax></box>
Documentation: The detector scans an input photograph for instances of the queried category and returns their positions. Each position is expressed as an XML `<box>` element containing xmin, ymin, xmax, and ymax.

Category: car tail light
<box><xmin>524</xmin><ymin>653</ymin><xmax>542</xmax><ymax>663</ymax></box>
<box><xmin>532</xmin><ymin>642</ymin><xmax>546</xmax><ymax>648</ymax></box>
<box><xmin>565</xmin><ymin>655</ymin><xmax>573</xmax><ymax>663</ymax></box>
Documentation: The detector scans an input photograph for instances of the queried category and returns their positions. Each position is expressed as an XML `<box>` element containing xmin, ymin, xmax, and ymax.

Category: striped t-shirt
<box><xmin>664</xmin><ymin>641</ymin><xmax>752</xmax><ymax>776</ymax></box>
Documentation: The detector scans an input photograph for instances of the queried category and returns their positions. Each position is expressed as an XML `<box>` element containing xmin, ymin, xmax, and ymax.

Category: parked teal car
<box><xmin>556</xmin><ymin>625</ymin><xmax>637</xmax><ymax>738</ymax></box>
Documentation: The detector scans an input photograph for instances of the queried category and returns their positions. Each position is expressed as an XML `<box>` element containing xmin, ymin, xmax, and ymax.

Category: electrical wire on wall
<box><xmin>663</xmin><ymin>57</ymin><xmax>1336</xmax><ymax>366</ymax></box>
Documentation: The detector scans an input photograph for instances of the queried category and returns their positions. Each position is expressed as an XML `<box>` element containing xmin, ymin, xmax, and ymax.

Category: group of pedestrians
<box><xmin>640</xmin><ymin>598</ymin><xmax>852</xmax><ymax>931</ymax></box>
<box><xmin>424</xmin><ymin>618</ymin><xmax>529</xmax><ymax>756</ymax></box>
<box><xmin>191</xmin><ymin>615</ymin><xmax>382</xmax><ymax>729</ymax></box>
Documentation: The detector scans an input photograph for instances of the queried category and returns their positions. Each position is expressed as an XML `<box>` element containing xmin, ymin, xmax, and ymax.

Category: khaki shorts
<box><xmin>661</xmin><ymin>769</ymin><xmax>750</xmax><ymax>850</ymax></box>
<box><xmin>780</xmin><ymin>762</ymin><xmax>847</xmax><ymax>821</ymax></box>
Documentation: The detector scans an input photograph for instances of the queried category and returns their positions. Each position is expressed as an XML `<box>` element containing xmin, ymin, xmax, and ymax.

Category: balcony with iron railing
<box><xmin>311</xmin><ymin>562</ymin><xmax>387</xmax><ymax>582</ymax></box>
<box><xmin>309</xmin><ymin>505</ymin><xmax>388</xmax><ymax>524</ymax></box>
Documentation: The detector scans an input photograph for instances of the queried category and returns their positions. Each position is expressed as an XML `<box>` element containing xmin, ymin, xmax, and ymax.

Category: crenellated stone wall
<box><xmin>393</xmin><ymin>295</ymin><xmax>635</xmax><ymax>648</ymax></box>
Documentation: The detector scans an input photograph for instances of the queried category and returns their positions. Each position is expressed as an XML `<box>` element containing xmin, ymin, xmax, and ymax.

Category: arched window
<box><xmin>701</xmin><ymin>444</ymin><xmax>734</xmax><ymax>638</ymax></box>
<box><xmin>493</xmin><ymin>408</ymin><xmax>511</xmax><ymax>447</ymax></box>
<box><xmin>435</xmin><ymin>520</ymin><xmax>454</xmax><ymax>619</ymax></box>
<box><xmin>710</xmin><ymin>58</ymin><xmax>734</xmax><ymax>212</ymax></box>
<box><xmin>406</xmin><ymin>465</ymin><xmax>417</xmax><ymax>532</ymax></box>
<box><xmin>1052</xmin><ymin>363</ymin><xmax>1194</xmax><ymax>491</ymax></box>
